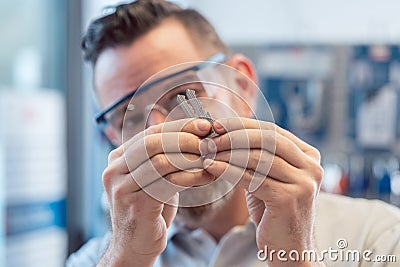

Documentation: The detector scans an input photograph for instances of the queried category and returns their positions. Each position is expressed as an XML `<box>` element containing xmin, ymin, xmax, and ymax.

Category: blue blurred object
<box><xmin>348</xmin><ymin>155</ymin><xmax>368</xmax><ymax>196</ymax></box>
<box><xmin>372</xmin><ymin>157</ymin><xmax>398</xmax><ymax>194</ymax></box>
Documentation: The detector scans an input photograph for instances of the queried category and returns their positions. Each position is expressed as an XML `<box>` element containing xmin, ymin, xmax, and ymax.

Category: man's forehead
<box><xmin>94</xmin><ymin>18</ymin><xmax>204</xmax><ymax>108</ymax></box>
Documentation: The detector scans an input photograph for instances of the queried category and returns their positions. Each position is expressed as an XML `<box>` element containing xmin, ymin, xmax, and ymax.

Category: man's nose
<box><xmin>146</xmin><ymin>109</ymin><xmax>168</xmax><ymax>128</ymax></box>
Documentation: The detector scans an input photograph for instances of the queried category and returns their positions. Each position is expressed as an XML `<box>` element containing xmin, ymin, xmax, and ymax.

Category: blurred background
<box><xmin>1</xmin><ymin>0</ymin><xmax>400</xmax><ymax>266</ymax></box>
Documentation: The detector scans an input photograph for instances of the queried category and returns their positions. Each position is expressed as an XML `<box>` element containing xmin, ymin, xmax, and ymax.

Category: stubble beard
<box><xmin>176</xmin><ymin>180</ymin><xmax>235</xmax><ymax>228</ymax></box>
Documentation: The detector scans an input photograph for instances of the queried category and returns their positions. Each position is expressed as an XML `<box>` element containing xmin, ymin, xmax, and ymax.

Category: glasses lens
<box><xmin>100</xmin><ymin>61</ymin><xmax>240</xmax><ymax>140</ymax></box>
<box><xmin>114</xmin><ymin>68</ymin><xmax>210</xmax><ymax>139</ymax></box>
<box><xmin>104</xmin><ymin>97</ymin><xmax>137</xmax><ymax>134</ymax></box>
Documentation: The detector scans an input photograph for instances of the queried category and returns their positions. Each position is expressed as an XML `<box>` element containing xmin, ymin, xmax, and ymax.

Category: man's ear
<box><xmin>226</xmin><ymin>54</ymin><xmax>258</xmax><ymax>117</ymax></box>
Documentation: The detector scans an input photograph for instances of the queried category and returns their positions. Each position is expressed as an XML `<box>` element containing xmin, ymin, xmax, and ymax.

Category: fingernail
<box><xmin>213</xmin><ymin>121</ymin><xmax>223</xmax><ymax>130</ymax></box>
<box><xmin>199</xmin><ymin>139</ymin><xmax>208</xmax><ymax>156</ymax></box>
<box><xmin>197</xmin><ymin>120</ymin><xmax>210</xmax><ymax>131</ymax></box>
<box><xmin>207</xmin><ymin>139</ymin><xmax>217</xmax><ymax>153</ymax></box>
<box><xmin>203</xmin><ymin>158</ymin><xmax>214</xmax><ymax>168</ymax></box>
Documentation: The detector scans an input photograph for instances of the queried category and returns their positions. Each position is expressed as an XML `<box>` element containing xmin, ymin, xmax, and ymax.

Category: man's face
<box><xmin>94</xmin><ymin>18</ymin><xmax>253</xmax><ymax>226</ymax></box>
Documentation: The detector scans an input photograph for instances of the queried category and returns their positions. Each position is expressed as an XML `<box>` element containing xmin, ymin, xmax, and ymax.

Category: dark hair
<box><xmin>82</xmin><ymin>0</ymin><xmax>229</xmax><ymax>66</ymax></box>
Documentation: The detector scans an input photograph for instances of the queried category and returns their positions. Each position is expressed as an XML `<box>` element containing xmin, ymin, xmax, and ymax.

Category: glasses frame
<box><xmin>95</xmin><ymin>52</ymin><xmax>227</xmax><ymax>128</ymax></box>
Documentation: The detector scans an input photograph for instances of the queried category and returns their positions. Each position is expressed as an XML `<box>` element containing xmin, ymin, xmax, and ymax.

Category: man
<box><xmin>67</xmin><ymin>1</ymin><xmax>400</xmax><ymax>266</ymax></box>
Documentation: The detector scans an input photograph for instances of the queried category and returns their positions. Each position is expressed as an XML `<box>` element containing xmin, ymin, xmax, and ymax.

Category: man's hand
<box><xmin>99</xmin><ymin>119</ymin><xmax>214</xmax><ymax>267</ymax></box>
<box><xmin>203</xmin><ymin>117</ymin><xmax>325</xmax><ymax>267</ymax></box>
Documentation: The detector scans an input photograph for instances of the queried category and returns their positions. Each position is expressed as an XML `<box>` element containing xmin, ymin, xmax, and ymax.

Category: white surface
<box><xmin>356</xmin><ymin>85</ymin><xmax>397</xmax><ymax>148</ymax></box>
<box><xmin>0</xmin><ymin>144</ymin><xmax>4</xmax><ymax>267</ymax></box>
<box><xmin>0</xmin><ymin>90</ymin><xmax>67</xmax><ymax>267</ymax></box>
<box><xmin>0</xmin><ymin>90</ymin><xmax>66</xmax><ymax>204</ymax></box>
<box><xmin>84</xmin><ymin>0</ymin><xmax>400</xmax><ymax>44</ymax></box>
<box><xmin>186</xmin><ymin>0</ymin><xmax>400</xmax><ymax>44</ymax></box>
<box><xmin>12</xmin><ymin>47</ymin><xmax>42</xmax><ymax>89</ymax></box>
<box><xmin>6</xmin><ymin>227</ymin><xmax>67</xmax><ymax>267</ymax></box>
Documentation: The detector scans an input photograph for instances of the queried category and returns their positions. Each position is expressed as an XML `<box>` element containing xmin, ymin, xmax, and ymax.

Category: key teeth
<box><xmin>187</xmin><ymin>89</ymin><xmax>209</xmax><ymax>118</ymax></box>
<box><xmin>186</xmin><ymin>89</ymin><xmax>198</xmax><ymax>100</ymax></box>
<box><xmin>177</xmin><ymin>94</ymin><xmax>196</xmax><ymax>117</ymax></box>
<box><xmin>177</xmin><ymin>89</ymin><xmax>216</xmax><ymax>138</ymax></box>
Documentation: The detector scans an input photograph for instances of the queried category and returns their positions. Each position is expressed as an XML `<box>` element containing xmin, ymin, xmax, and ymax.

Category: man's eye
<box><xmin>171</xmin><ymin>86</ymin><xmax>204</xmax><ymax>99</ymax></box>
<box><xmin>125</xmin><ymin>112</ymin><xmax>144</xmax><ymax>127</ymax></box>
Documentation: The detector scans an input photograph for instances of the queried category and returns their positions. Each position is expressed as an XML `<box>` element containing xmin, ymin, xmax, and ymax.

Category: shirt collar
<box><xmin>167</xmin><ymin>218</ymin><xmax>255</xmax><ymax>241</ymax></box>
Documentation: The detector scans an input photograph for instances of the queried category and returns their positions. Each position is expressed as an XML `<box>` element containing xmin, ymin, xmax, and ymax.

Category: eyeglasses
<box><xmin>95</xmin><ymin>53</ymin><xmax>227</xmax><ymax>141</ymax></box>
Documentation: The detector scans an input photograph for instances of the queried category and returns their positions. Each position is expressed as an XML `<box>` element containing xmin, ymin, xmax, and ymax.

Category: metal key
<box><xmin>177</xmin><ymin>89</ymin><xmax>218</xmax><ymax>138</ymax></box>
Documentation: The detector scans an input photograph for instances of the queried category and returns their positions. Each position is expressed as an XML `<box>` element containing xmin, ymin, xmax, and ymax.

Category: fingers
<box><xmin>213</xmin><ymin>149</ymin><xmax>300</xmax><ymax>184</ymax></box>
<box><xmin>120</xmin><ymin>118</ymin><xmax>213</xmax><ymax>152</ymax></box>
<box><xmin>130</xmin><ymin>153</ymin><xmax>204</xmax><ymax>189</ymax></box>
<box><xmin>161</xmin><ymin>194</ymin><xmax>178</xmax><ymax>228</ymax></box>
<box><xmin>121</xmin><ymin>132</ymin><xmax>204</xmax><ymax>174</ymax></box>
<box><xmin>212</xmin><ymin>129</ymin><xmax>307</xmax><ymax>169</ymax></box>
<box><xmin>105</xmin><ymin>152</ymin><xmax>206</xmax><ymax>195</ymax></box>
<box><xmin>164</xmin><ymin>170</ymin><xmax>215</xmax><ymax>187</ymax></box>
<box><xmin>213</xmin><ymin>149</ymin><xmax>269</xmax><ymax>175</ymax></box>
<box><xmin>110</xmin><ymin>119</ymin><xmax>212</xmax><ymax>176</ymax></box>
<box><xmin>214</xmin><ymin>117</ymin><xmax>320</xmax><ymax>162</ymax></box>
<box><xmin>213</xmin><ymin>117</ymin><xmax>274</xmax><ymax>134</ymax></box>
<box><xmin>203</xmin><ymin>158</ymin><xmax>277</xmax><ymax>193</ymax></box>
<box><xmin>245</xmin><ymin>192</ymin><xmax>265</xmax><ymax>226</ymax></box>
<box><xmin>130</xmin><ymin>170</ymin><xmax>215</xmax><ymax>204</ymax></box>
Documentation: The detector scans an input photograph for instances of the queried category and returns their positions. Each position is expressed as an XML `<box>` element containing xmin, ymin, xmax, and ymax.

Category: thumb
<box><xmin>245</xmin><ymin>191</ymin><xmax>264</xmax><ymax>226</ymax></box>
<box><xmin>162</xmin><ymin>193</ymin><xmax>179</xmax><ymax>228</ymax></box>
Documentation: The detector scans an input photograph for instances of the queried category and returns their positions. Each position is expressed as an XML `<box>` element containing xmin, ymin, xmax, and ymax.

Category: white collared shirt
<box><xmin>67</xmin><ymin>193</ymin><xmax>400</xmax><ymax>267</ymax></box>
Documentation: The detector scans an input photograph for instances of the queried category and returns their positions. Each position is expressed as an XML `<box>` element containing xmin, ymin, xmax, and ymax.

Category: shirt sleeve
<box><xmin>66</xmin><ymin>232</ymin><xmax>111</xmax><ymax>267</ymax></box>
<box><xmin>359</xmin><ymin>201</ymin><xmax>400</xmax><ymax>267</ymax></box>
<box><xmin>315</xmin><ymin>193</ymin><xmax>400</xmax><ymax>267</ymax></box>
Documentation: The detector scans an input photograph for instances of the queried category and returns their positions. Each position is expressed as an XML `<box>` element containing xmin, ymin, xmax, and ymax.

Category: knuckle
<box><xmin>253</xmin><ymin>119</ymin><xmax>264</xmax><ymax>130</ymax></box>
<box><xmin>102</xmin><ymin>166</ymin><xmax>116</xmax><ymax>188</ymax></box>
<box><xmin>151</xmin><ymin>154</ymin><xmax>166</xmax><ymax>169</ymax></box>
<box><xmin>181</xmin><ymin>133</ymin><xmax>198</xmax><ymax>151</ymax></box>
<box><xmin>305</xmin><ymin>179</ymin><xmax>317</xmax><ymax>195</ymax></box>
<box><xmin>144</xmin><ymin>134</ymin><xmax>159</xmax><ymax>151</ymax></box>
<box><xmin>306</xmin><ymin>158</ymin><xmax>323</xmax><ymax>179</ymax></box>
<box><xmin>264</xmin><ymin>121</ymin><xmax>276</xmax><ymax>130</ymax></box>
<box><xmin>306</xmin><ymin>145</ymin><xmax>321</xmax><ymax>163</ymax></box>
<box><xmin>313</xmin><ymin>148</ymin><xmax>322</xmax><ymax>163</ymax></box>
<box><xmin>286</xmin><ymin>138</ymin><xmax>298</xmax><ymax>152</ymax></box>
<box><xmin>250</xmin><ymin>149</ymin><xmax>261</xmax><ymax>163</ymax></box>
<box><xmin>108</xmin><ymin>148</ymin><xmax>120</xmax><ymax>163</ymax></box>
<box><xmin>300</xmin><ymin>175</ymin><xmax>319</xmax><ymax>199</ymax></box>
<box><xmin>147</xmin><ymin>124</ymin><xmax>159</xmax><ymax>135</ymax></box>
<box><xmin>255</xmin><ymin>151</ymin><xmax>270</xmax><ymax>172</ymax></box>
<box><xmin>313</xmin><ymin>164</ymin><xmax>324</xmax><ymax>184</ymax></box>
<box><xmin>166</xmin><ymin>173</ymin><xmax>178</xmax><ymax>185</ymax></box>
<box><xmin>223</xmin><ymin>117</ymin><xmax>236</xmax><ymax>131</ymax></box>
<box><xmin>180</xmin><ymin>132</ymin><xmax>190</xmax><ymax>145</ymax></box>
<box><xmin>112</xmin><ymin>184</ymin><xmax>125</xmax><ymax>201</ymax></box>
<box><xmin>227</xmin><ymin>132</ymin><xmax>236</xmax><ymax>146</ymax></box>
<box><xmin>146</xmin><ymin>125</ymin><xmax>159</xmax><ymax>134</ymax></box>
<box><xmin>261</xmin><ymin>130</ymin><xmax>275</xmax><ymax>143</ymax></box>
<box><xmin>222</xmin><ymin>117</ymin><xmax>231</xmax><ymax>128</ymax></box>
